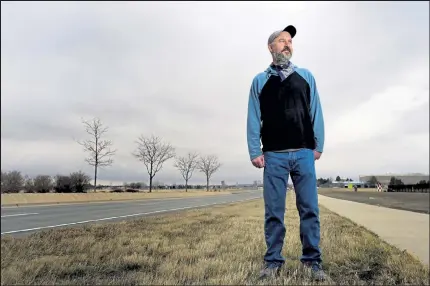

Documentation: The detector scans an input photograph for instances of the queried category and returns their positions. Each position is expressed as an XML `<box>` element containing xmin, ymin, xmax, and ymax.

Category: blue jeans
<box><xmin>263</xmin><ymin>149</ymin><xmax>322</xmax><ymax>267</ymax></box>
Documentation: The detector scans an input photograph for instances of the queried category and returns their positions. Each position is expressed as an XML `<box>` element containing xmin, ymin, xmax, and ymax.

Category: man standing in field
<box><xmin>246</xmin><ymin>25</ymin><xmax>326</xmax><ymax>281</ymax></box>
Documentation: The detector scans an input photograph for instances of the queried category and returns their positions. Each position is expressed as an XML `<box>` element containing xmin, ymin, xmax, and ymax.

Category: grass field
<box><xmin>0</xmin><ymin>189</ymin><xmax>233</xmax><ymax>206</ymax></box>
<box><xmin>1</xmin><ymin>192</ymin><xmax>428</xmax><ymax>285</ymax></box>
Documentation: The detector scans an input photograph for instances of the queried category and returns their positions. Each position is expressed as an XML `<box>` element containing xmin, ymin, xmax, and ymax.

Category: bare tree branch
<box><xmin>197</xmin><ymin>155</ymin><xmax>221</xmax><ymax>191</ymax></box>
<box><xmin>174</xmin><ymin>152</ymin><xmax>199</xmax><ymax>192</ymax></box>
<box><xmin>76</xmin><ymin>117</ymin><xmax>116</xmax><ymax>191</ymax></box>
<box><xmin>132</xmin><ymin>134</ymin><xmax>175</xmax><ymax>192</ymax></box>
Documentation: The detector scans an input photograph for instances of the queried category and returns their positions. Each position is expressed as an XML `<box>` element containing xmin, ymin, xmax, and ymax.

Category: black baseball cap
<box><xmin>268</xmin><ymin>25</ymin><xmax>297</xmax><ymax>44</ymax></box>
<box><xmin>283</xmin><ymin>25</ymin><xmax>296</xmax><ymax>38</ymax></box>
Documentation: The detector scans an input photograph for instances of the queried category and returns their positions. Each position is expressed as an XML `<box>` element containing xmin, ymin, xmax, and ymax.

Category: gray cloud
<box><xmin>1</xmin><ymin>1</ymin><xmax>428</xmax><ymax>185</ymax></box>
<box><xmin>397</xmin><ymin>103</ymin><xmax>429</xmax><ymax>135</ymax></box>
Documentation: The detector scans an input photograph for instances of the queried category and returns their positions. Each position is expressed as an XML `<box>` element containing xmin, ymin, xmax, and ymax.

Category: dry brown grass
<box><xmin>1</xmin><ymin>192</ymin><xmax>428</xmax><ymax>285</ymax></box>
<box><xmin>0</xmin><ymin>190</ymin><xmax>232</xmax><ymax>206</ymax></box>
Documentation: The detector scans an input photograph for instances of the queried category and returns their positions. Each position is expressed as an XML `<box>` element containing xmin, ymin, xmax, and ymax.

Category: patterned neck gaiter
<box><xmin>272</xmin><ymin>61</ymin><xmax>295</xmax><ymax>81</ymax></box>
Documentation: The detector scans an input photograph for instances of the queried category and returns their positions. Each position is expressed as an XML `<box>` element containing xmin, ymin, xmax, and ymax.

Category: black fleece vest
<box><xmin>259</xmin><ymin>71</ymin><xmax>316</xmax><ymax>152</ymax></box>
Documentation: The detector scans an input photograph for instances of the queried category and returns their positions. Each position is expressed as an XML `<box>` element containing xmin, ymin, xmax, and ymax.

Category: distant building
<box><xmin>331</xmin><ymin>180</ymin><xmax>367</xmax><ymax>189</ymax></box>
<box><xmin>359</xmin><ymin>173</ymin><xmax>429</xmax><ymax>185</ymax></box>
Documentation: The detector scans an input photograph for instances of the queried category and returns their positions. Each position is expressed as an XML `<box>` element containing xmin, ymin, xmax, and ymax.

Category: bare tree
<box><xmin>33</xmin><ymin>175</ymin><xmax>53</xmax><ymax>193</ymax></box>
<box><xmin>70</xmin><ymin>171</ymin><xmax>91</xmax><ymax>193</ymax></box>
<box><xmin>132</xmin><ymin>135</ymin><xmax>175</xmax><ymax>193</ymax></box>
<box><xmin>76</xmin><ymin>117</ymin><xmax>116</xmax><ymax>192</ymax></box>
<box><xmin>1</xmin><ymin>170</ymin><xmax>24</xmax><ymax>193</ymax></box>
<box><xmin>367</xmin><ymin>176</ymin><xmax>378</xmax><ymax>186</ymax></box>
<box><xmin>23</xmin><ymin>175</ymin><xmax>34</xmax><ymax>193</ymax></box>
<box><xmin>197</xmin><ymin>155</ymin><xmax>221</xmax><ymax>192</ymax></box>
<box><xmin>174</xmin><ymin>152</ymin><xmax>199</xmax><ymax>192</ymax></box>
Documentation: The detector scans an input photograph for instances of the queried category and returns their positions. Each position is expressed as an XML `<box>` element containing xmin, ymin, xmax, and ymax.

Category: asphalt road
<box><xmin>1</xmin><ymin>190</ymin><xmax>262</xmax><ymax>237</ymax></box>
<box><xmin>318</xmin><ymin>189</ymin><xmax>430</xmax><ymax>214</ymax></box>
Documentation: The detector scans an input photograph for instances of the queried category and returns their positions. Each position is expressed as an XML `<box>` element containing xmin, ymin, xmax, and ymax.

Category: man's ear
<box><xmin>268</xmin><ymin>44</ymin><xmax>273</xmax><ymax>53</ymax></box>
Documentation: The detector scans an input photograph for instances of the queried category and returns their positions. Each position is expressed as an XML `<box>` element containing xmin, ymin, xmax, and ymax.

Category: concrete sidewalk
<box><xmin>318</xmin><ymin>195</ymin><xmax>429</xmax><ymax>266</ymax></box>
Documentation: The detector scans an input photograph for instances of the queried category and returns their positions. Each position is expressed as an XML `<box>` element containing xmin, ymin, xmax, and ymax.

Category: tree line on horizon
<box><xmin>1</xmin><ymin>117</ymin><xmax>221</xmax><ymax>194</ymax></box>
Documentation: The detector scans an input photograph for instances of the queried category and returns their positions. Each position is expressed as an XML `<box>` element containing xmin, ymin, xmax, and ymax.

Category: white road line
<box><xmin>138</xmin><ymin>199</ymin><xmax>232</xmax><ymax>206</ymax></box>
<box><xmin>1</xmin><ymin>213</ymin><xmax>39</xmax><ymax>218</ymax></box>
<box><xmin>1</xmin><ymin>197</ymin><xmax>261</xmax><ymax>235</ymax></box>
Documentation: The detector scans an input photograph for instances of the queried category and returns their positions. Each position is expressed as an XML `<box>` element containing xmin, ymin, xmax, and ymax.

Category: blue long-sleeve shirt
<box><xmin>246</xmin><ymin>64</ymin><xmax>325</xmax><ymax>161</ymax></box>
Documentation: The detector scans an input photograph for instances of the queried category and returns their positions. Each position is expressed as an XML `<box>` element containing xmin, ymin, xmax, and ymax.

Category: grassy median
<box><xmin>1</xmin><ymin>192</ymin><xmax>428</xmax><ymax>285</ymax></box>
<box><xmin>0</xmin><ymin>189</ymin><xmax>233</xmax><ymax>206</ymax></box>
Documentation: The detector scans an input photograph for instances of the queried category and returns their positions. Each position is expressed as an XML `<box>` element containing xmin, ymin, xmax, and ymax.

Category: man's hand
<box><xmin>314</xmin><ymin>151</ymin><xmax>322</xmax><ymax>160</ymax></box>
<box><xmin>251</xmin><ymin>155</ymin><xmax>265</xmax><ymax>168</ymax></box>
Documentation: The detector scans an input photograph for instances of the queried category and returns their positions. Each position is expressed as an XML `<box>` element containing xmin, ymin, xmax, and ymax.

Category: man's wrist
<box><xmin>250</xmin><ymin>153</ymin><xmax>263</xmax><ymax>161</ymax></box>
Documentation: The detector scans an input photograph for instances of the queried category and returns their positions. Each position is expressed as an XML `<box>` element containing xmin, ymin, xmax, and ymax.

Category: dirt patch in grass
<box><xmin>1</xmin><ymin>192</ymin><xmax>428</xmax><ymax>285</ymax></box>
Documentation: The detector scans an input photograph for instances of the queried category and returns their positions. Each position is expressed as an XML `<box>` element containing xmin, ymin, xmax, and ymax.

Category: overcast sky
<box><xmin>1</xmin><ymin>1</ymin><xmax>429</xmax><ymax>186</ymax></box>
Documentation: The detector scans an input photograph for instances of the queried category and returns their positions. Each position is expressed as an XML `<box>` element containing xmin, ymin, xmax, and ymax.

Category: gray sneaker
<box><xmin>259</xmin><ymin>264</ymin><xmax>281</xmax><ymax>280</ymax></box>
<box><xmin>302</xmin><ymin>261</ymin><xmax>326</xmax><ymax>282</ymax></box>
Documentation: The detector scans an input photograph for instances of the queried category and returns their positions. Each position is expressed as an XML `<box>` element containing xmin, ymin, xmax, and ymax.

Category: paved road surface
<box><xmin>1</xmin><ymin>190</ymin><xmax>262</xmax><ymax>237</ymax></box>
<box><xmin>318</xmin><ymin>189</ymin><xmax>429</xmax><ymax>214</ymax></box>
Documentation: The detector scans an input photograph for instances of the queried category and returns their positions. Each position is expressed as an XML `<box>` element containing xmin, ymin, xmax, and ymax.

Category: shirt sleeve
<box><xmin>308</xmin><ymin>71</ymin><xmax>325</xmax><ymax>153</ymax></box>
<box><xmin>247</xmin><ymin>76</ymin><xmax>263</xmax><ymax>160</ymax></box>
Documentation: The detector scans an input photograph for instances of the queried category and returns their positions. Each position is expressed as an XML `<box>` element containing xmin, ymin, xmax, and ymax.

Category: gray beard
<box><xmin>272</xmin><ymin>52</ymin><xmax>291</xmax><ymax>66</ymax></box>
